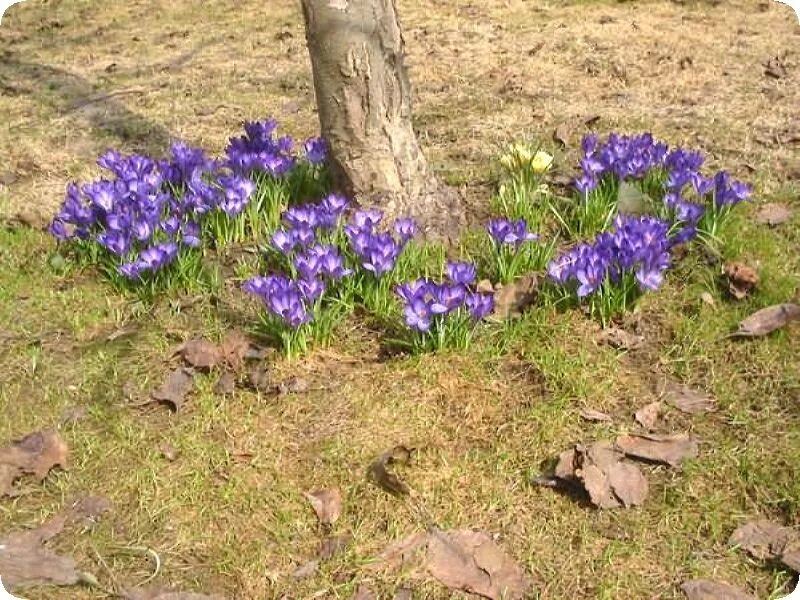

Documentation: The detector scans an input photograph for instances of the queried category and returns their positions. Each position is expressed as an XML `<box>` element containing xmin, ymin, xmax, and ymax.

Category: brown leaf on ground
<box><xmin>220</xmin><ymin>331</ymin><xmax>251</xmax><ymax>370</ymax></box>
<box><xmin>179</xmin><ymin>339</ymin><xmax>222</xmax><ymax>369</ymax></box>
<box><xmin>276</xmin><ymin>376</ymin><xmax>310</xmax><ymax>395</ymax></box>
<box><xmin>305</xmin><ymin>488</ymin><xmax>342</xmax><ymax>526</ymax></box>
<box><xmin>0</xmin><ymin>496</ymin><xmax>109</xmax><ymax>591</ymax></box>
<box><xmin>125</xmin><ymin>588</ymin><xmax>226</xmax><ymax>600</ymax></box>
<box><xmin>368</xmin><ymin>446</ymin><xmax>414</xmax><ymax>497</ymax></box>
<box><xmin>393</xmin><ymin>588</ymin><xmax>413</xmax><ymax>600</ymax></box>
<box><xmin>370</xmin><ymin>531</ymin><xmax>429</xmax><ymax>572</ymax></box>
<box><xmin>426</xmin><ymin>528</ymin><xmax>532</xmax><ymax>599</ymax></box>
<box><xmin>552</xmin><ymin>123</ymin><xmax>570</xmax><ymax>148</ymax></box>
<box><xmin>634</xmin><ymin>402</ymin><xmax>662</xmax><ymax>430</ymax></box>
<box><xmin>150</xmin><ymin>368</ymin><xmax>194</xmax><ymax>411</ymax></box>
<box><xmin>247</xmin><ymin>365</ymin><xmax>271</xmax><ymax>391</ymax></box>
<box><xmin>476</xmin><ymin>279</ymin><xmax>494</xmax><ymax>294</ymax></box>
<box><xmin>724</xmin><ymin>262</ymin><xmax>759</xmax><ymax>300</ymax></box>
<box><xmin>729</xmin><ymin>520</ymin><xmax>800</xmax><ymax>568</ymax></box>
<box><xmin>729</xmin><ymin>304</ymin><xmax>800</xmax><ymax>338</ymax></box>
<box><xmin>616</xmin><ymin>433</ymin><xmax>698</xmax><ymax>467</ymax></box>
<box><xmin>214</xmin><ymin>371</ymin><xmax>236</xmax><ymax>395</ymax></box>
<box><xmin>660</xmin><ymin>382</ymin><xmax>717</xmax><ymax>414</ymax></box>
<box><xmin>597</xmin><ymin>327</ymin><xmax>644</xmax><ymax>351</ymax></box>
<box><xmin>0</xmin><ymin>429</ymin><xmax>68</xmax><ymax>496</ymax></box>
<box><xmin>754</xmin><ymin>202</ymin><xmax>793</xmax><ymax>226</ymax></box>
<box><xmin>764</xmin><ymin>56</ymin><xmax>788</xmax><ymax>79</ymax></box>
<box><xmin>291</xmin><ymin>560</ymin><xmax>320</xmax><ymax>580</ymax></box>
<box><xmin>579</xmin><ymin>409</ymin><xmax>613</xmax><ymax>423</ymax></box>
<box><xmin>681</xmin><ymin>579</ymin><xmax>756</xmax><ymax>600</ymax></box>
<box><xmin>553</xmin><ymin>442</ymin><xmax>647</xmax><ymax>509</ymax></box>
<box><xmin>606</xmin><ymin>462</ymin><xmax>649</xmax><ymax>508</ymax></box>
<box><xmin>490</xmin><ymin>273</ymin><xmax>538</xmax><ymax>320</ymax></box>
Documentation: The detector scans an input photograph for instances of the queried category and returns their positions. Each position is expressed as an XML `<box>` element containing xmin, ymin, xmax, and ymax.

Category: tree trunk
<box><xmin>301</xmin><ymin>0</ymin><xmax>464</xmax><ymax>239</ymax></box>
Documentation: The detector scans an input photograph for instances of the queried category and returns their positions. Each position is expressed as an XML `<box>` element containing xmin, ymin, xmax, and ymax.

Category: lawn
<box><xmin>1</xmin><ymin>0</ymin><xmax>799</xmax><ymax>599</ymax></box>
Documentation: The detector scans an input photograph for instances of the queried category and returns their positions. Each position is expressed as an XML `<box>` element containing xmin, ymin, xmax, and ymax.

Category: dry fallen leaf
<box><xmin>0</xmin><ymin>429</ymin><xmax>68</xmax><ymax>496</ymax></box>
<box><xmin>373</xmin><ymin>529</ymin><xmax>531</xmax><ymax>599</ymax></box>
<box><xmin>160</xmin><ymin>442</ymin><xmax>179</xmax><ymax>462</ymax></box>
<box><xmin>681</xmin><ymin>579</ymin><xmax>755</xmax><ymax>600</ymax></box>
<box><xmin>179</xmin><ymin>339</ymin><xmax>222</xmax><ymax>369</ymax></box>
<box><xmin>291</xmin><ymin>560</ymin><xmax>319</xmax><ymax>580</ymax></box>
<box><xmin>305</xmin><ymin>488</ymin><xmax>342</xmax><ymax>526</ymax></box>
<box><xmin>247</xmin><ymin>365</ymin><xmax>271</xmax><ymax>391</ymax></box>
<box><xmin>393</xmin><ymin>588</ymin><xmax>413</xmax><ymax>600</ymax></box>
<box><xmin>579</xmin><ymin>409</ymin><xmax>613</xmax><ymax>423</ymax></box>
<box><xmin>426</xmin><ymin>529</ymin><xmax>532</xmax><ymax>600</ymax></box>
<box><xmin>660</xmin><ymin>382</ymin><xmax>717</xmax><ymax>414</ymax></box>
<box><xmin>729</xmin><ymin>304</ymin><xmax>800</xmax><ymax>338</ymax></box>
<box><xmin>764</xmin><ymin>56</ymin><xmax>788</xmax><ymax>79</ymax></box>
<box><xmin>754</xmin><ymin>202</ymin><xmax>793</xmax><ymax>226</ymax></box>
<box><xmin>0</xmin><ymin>496</ymin><xmax>109</xmax><ymax>591</ymax></box>
<box><xmin>724</xmin><ymin>262</ymin><xmax>759</xmax><ymax>300</ymax></box>
<box><xmin>729</xmin><ymin>519</ymin><xmax>800</xmax><ymax>572</ymax></box>
<box><xmin>214</xmin><ymin>371</ymin><xmax>236</xmax><ymax>395</ymax></box>
<box><xmin>150</xmin><ymin>368</ymin><xmax>194</xmax><ymax>411</ymax></box>
<box><xmin>368</xmin><ymin>446</ymin><xmax>414</xmax><ymax>497</ymax></box>
<box><xmin>220</xmin><ymin>331</ymin><xmax>251</xmax><ymax>371</ymax></box>
<box><xmin>552</xmin><ymin>123</ymin><xmax>570</xmax><ymax>148</ymax></box>
<box><xmin>634</xmin><ymin>401</ymin><xmax>662</xmax><ymax>430</ymax></box>
<box><xmin>490</xmin><ymin>273</ymin><xmax>538</xmax><ymax>320</ymax></box>
<box><xmin>606</xmin><ymin>462</ymin><xmax>649</xmax><ymax>508</ymax></box>
<box><xmin>616</xmin><ymin>433</ymin><xmax>698</xmax><ymax>467</ymax></box>
<box><xmin>552</xmin><ymin>441</ymin><xmax>647</xmax><ymax>509</ymax></box>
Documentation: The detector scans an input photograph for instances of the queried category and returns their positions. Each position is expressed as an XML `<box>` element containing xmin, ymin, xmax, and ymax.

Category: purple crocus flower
<box><xmin>181</xmin><ymin>221</ymin><xmax>202</xmax><ymax>248</ymax></box>
<box><xmin>675</xmin><ymin>202</ymin><xmax>705</xmax><ymax>223</ymax></box>
<box><xmin>433</xmin><ymin>284</ymin><xmax>467</xmax><ymax>314</ymax></box>
<box><xmin>315</xmin><ymin>245</ymin><xmax>353</xmax><ymax>279</ymax></box>
<box><xmin>294</xmin><ymin>251</ymin><xmax>322</xmax><ymax>280</ymax></box>
<box><xmin>404</xmin><ymin>297</ymin><xmax>433</xmax><ymax>332</ymax></box>
<box><xmin>118</xmin><ymin>261</ymin><xmax>142</xmax><ymax>280</ymax></box>
<box><xmin>396</xmin><ymin>279</ymin><xmax>430</xmax><ymax>303</ymax></box>
<box><xmin>465</xmin><ymin>292</ymin><xmax>495</xmax><ymax>320</ymax></box>
<box><xmin>161</xmin><ymin>215</ymin><xmax>181</xmax><ymax>236</ymax></box>
<box><xmin>352</xmin><ymin>209</ymin><xmax>384</xmax><ymax>231</ymax></box>
<box><xmin>394</xmin><ymin>217</ymin><xmax>417</xmax><ymax>243</ymax></box>
<box><xmin>303</xmin><ymin>137</ymin><xmax>327</xmax><ymax>164</ymax></box>
<box><xmin>446</xmin><ymin>261</ymin><xmax>477</xmax><ymax>285</ymax></box>
<box><xmin>574</xmin><ymin>173</ymin><xmax>598</xmax><ymax>195</ymax></box>
<box><xmin>49</xmin><ymin>219</ymin><xmax>69</xmax><ymax>241</ymax></box>
<box><xmin>284</xmin><ymin>205</ymin><xmax>320</xmax><ymax>230</ymax></box>
<box><xmin>575</xmin><ymin>252</ymin><xmax>606</xmax><ymax>298</ymax></box>
<box><xmin>268</xmin><ymin>287</ymin><xmax>310</xmax><ymax>328</ymax></box>
<box><xmin>272</xmin><ymin>228</ymin><xmax>297</xmax><ymax>253</ymax></box>
<box><xmin>297</xmin><ymin>277</ymin><xmax>326</xmax><ymax>303</ymax></box>
<box><xmin>96</xmin><ymin>231</ymin><xmax>130</xmax><ymax>256</ymax></box>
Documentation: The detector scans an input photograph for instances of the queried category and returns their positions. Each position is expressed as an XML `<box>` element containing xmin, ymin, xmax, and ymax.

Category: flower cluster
<box><xmin>548</xmin><ymin>214</ymin><xmax>671</xmax><ymax>297</ymax></box>
<box><xmin>487</xmin><ymin>218</ymin><xmax>539</xmax><ymax>247</ymax></box>
<box><xmin>242</xmin><ymin>274</ymin><xmax>315</xmax><ymax>328</ymax></box>
<box><xmin>498</xmin><ymin>142</ymin><xmax>553</xmax><ymax>174</ymax></box>
<box><xmin>49</xmin><ymin>142</ymin><xmax>256</xmax><ymax>280</ymax></box>
<box><xmin>344</xmin><ymin>210</ymin><xmax>417</xmax><ymax>276</ymax></box>
<box><xmin>270</xmin><ymin>193</ymin><xmax>350</xmax><ymax>254</ymax></box>
<box><xmin>396</xmin><ymin>261</ymin><xmax>495</xmax><ymax>333</ymax></box>
<box><xmin>225</xmin><ymin>119</ymin><xmax>328</xmax><ymax>176</ymax></box>
<box><xmin>574</xmin><ymin>133</ymin><xmax>752</xmax><ymax>210</ymax></box>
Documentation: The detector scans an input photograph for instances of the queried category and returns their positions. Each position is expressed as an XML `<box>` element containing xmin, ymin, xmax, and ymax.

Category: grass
<box><xmin>2</xmin><ymin>0</ymin><xmax>800</xmax><ymax>599</ymax></box>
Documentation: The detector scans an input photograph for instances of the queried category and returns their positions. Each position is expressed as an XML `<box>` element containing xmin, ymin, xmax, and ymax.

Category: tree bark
<box><xmin>301</xmin><ymin>0</ymin><xmax>464</xmax><ymax>239</ymax></box>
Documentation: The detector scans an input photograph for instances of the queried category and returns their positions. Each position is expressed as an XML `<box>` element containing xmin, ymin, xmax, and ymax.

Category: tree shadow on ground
<box><xmin>0</xmin><ymin>57</ymin><xmax>172</xmax><ymax>153</ymax></box>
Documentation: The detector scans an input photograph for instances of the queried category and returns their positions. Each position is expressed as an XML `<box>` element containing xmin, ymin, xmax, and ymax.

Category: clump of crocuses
<box><xmin>548</xmin><ymin>214</ymin><xmax>673</xmax><ymax>324</ymax></box>
<box><xmin>485</xmin><ymin>217</ymin><xmax>552</xmax><ymax>283</ymax></box>
<box><xmin>49</xmin><ymin>142</ymin><xmax>255</xmax><ymax>294</ymax></box>
<box><xmin>571</xmin><ymin>132</ymin><xmax>752</xmax><ymax>242</ymax></box>
<box><xmin>395</xmin><ymin>260</ymin><xmax>495</xmax><ymax>351</ymax></box>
